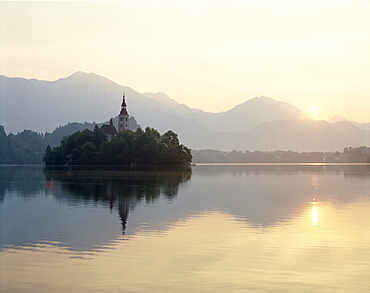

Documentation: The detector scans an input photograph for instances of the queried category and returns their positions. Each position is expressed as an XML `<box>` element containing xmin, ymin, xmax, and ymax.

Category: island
<box><xmin>43</xmin><ymin>126</ymin><xmax>192</xmax><ymax>166</ymax></box>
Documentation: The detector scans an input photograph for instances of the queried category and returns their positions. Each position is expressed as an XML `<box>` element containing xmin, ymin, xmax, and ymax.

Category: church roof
<box><xmin>100</xmin><ymin>124</ymin><xmax>118</xmax><ymax>135</ymax></box>
<box><xmin>119</xmin><ymin>93</ymin><xmax>129</xmax><ymax>116</ymax></box>
<box><xmin>119</xmin><ymin>108</ymin><xmax>128</xmax><ymax>115</ymax></box>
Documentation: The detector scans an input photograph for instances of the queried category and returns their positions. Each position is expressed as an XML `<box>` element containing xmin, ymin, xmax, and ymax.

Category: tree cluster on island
<box><xmin>43</xmin><ymin>126</ymin><xmax>192</xmax><ymax>166</ymax></box>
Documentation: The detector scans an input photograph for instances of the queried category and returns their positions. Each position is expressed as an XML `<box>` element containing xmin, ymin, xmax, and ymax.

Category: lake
<box><xmin>1</xmin><ymin>164</ymin><xmax>369</xmax><ymax>292</ymax></box>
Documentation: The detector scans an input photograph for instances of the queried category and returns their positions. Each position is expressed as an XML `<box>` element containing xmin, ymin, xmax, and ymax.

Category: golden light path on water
<box><xmin>1</xmin><ymin>201</ymin><xmax>369</xmax><ymax>292</ymax></box>
<box><xmin>311</xmin><ymin>204</ymin><xmax>319</xmax><ymax>226</ymax></box>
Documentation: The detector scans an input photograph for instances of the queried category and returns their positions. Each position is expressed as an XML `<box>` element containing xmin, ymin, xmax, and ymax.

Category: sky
<box><xmin>1</xmin><ymin>1</ymin><xmax>369</xmax><ymax>123</ymax></box>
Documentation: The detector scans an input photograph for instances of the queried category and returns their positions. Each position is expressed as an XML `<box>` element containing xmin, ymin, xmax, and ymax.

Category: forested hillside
<box><xmin>0</xmin><ymin>126</ymin><xmax>45</xmax><ymax>164</ymax></box>
<box><xmin>0</xmin><ymin>123</ymin><xmax>96</xmax><ymax>164</ymax></box>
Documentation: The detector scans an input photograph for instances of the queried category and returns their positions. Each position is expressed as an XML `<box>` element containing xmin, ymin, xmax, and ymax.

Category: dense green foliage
<box><xmin>0</xmin><ymin>126</ymin><xmax>47</xmax><ymax>164</ymax></box>
<box><xmin>0</xmin><ymin>121</ymin><xmax>132</xmax><ymax>164</ymax></box>
<box><xmin>0</xmin><ymin>123</ymin><xmax>96</xmax><ymax>164</ymax></box>
<box><xmin>43</xmin><ymin>127</ymin><xmax>192</xmax><ymax>166</ymax></box>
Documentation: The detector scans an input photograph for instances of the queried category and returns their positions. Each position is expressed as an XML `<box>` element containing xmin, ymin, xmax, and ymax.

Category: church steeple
<box><xmin>118</xmin><ymin>92</ymin><xmax>129</xmax><ymax>132</ymax></box>
<box><xmin>119</xmin><ymin>92</ymin><xmax>128</xmax><ymax>116</ymax></box>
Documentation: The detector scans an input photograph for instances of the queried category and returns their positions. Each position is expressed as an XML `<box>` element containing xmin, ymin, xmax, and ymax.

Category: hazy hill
<box><xmin>142</xmin><ymin>93</ymin><xmax>310</xmax><ymax>133</ymax></box>
<box><xmin>244</xmin><ymin>119</ymin><xmax>368</xmax><ymax>151</ymax></box>
<box><xmin>1</xmin><ymin>72</ymin><xmax>368</xmax><ymax>151</ymax></box>
<box><xmin>143</xmin><ymin>92</ymin><xmax>368</xmax><ymax>151</ymax></box>
<box><xmin>1</xmin><ymin>72</ymin><xmax>120</xmax><ymax>134</ymax></box>
<box><xmin>328</xmin><ymin>114</ymin><xmax>347</xmax><ymax>123</ymax></box>
<box><xmin>191</xmin><ymin>120</ymin><xmax>369</xmax><ymax>152</ymax></box>
<box><xmin>328</xmin><ymin>115</ymin><xmax>370</xmax><ymax>131</ymax></box>
<box><xmin>142</xmin><ymin>92</ymin><xmax>218</xmax><ymax>129</ymax></box>
<box><xmin>0</xmin><ymin>73</ymin><xmax>210</xmax><ymax>145</ymax></box>
<box><xmin>213</xmin><ymin>96</ymin><xmax>310</xmax><ymax>133</ymax></box>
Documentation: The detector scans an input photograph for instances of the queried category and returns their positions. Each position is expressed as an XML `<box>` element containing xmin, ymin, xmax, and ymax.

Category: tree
<box><xmin>134</xmin><ymin>132</ymin><xmax>159</xmax><ymax>164</ymax></box>
<box><xmin>43</xmin><ymin>145</ymin><xmax>52</xmax><ymax>164</ymax></box>
<box><xmin>92</xmin><ymin>126</ymin><xmax>107</xmax><ymax>149</ymax></box>
<box><xmin>74</xmin><ymin>129</ymin><xmax>94</xmax><ymax>149</ymax></box>
<box><xmin>145</xmin><ymin>127</ymin><xmax>160</xmax><ymax>138</ymax></box>
<box><xmin>161</xmin><ymin>130</ymin><xmax>179</xmax><ymax>147</ymax></box>
<box><xmin>80</xmin><ymin>141</ymin><xmax>97</xmax><ymax>165</ymax></box>
<box><xmin>97</xmin><ymin>141</ymin><xmax>114</xmax><ymax>165</ymax></box>
<box><xmin>46</xmin><ymin>146</ymin><xmax>65</xmax><ymax>165</ymax></box>
<box><xmin>71</xmin><ymin>148</ymin><xmax>82</xmax><ymax>165</ymax></box>
<box><xmin>179</xmin><ymin>144</ymin><xmax>192</xmax><ymax>164</ymax></box>
<box><xmin>60</xmin><ymin>131</ymin><xmax>80</xmax><ymax>155</ymax></box>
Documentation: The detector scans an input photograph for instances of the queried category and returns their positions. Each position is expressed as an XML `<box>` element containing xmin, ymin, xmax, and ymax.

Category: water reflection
<box><xmin>0</xmin><ymin>166</ymin><xmax>191</xmax><ymax>251</ymax></box>
<box><xmin>0</xmin><ymin>166</ymin><xmax>45</xmax><ymax>202</ymax></box>
<box><xmin>311</xmin><ymin>200</ymin><xmax>319</xmax><ymax>226</ymax></box>
<box><xmin>193</xmin><ymin>164</ymin><xmax>370</xmax><ymax>180</ymax></box>
<box><xmin>2</xmin><ymin>206</ymin><xmax>369</xmax><ymax>292</ymax></box>
<box><xmin>46</xmin><ymin>166</ymin><xmax>191</xmax><ymax>233</ymax></box>
<box><xmin>1</xmin><ymin>165</ymin><xmax>370</xmax><ymax>292</ymax></box>
<box><xmin>1</xmin><ymin>164</ymin><xmax>369</xmax><ymax>253</ymax></box>
<box><xmin>45</xmin><ymin>166</ymin><xmax>192</xmax><ymax>200</ymax></box>
<box><xmin>188</xmin><ymin>164</ymin><xmax>369</xmax><ymax>229</ymax></box>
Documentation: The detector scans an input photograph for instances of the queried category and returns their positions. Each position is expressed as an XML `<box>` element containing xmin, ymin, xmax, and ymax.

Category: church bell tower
<box><xmin>118</xmin><ymin>92</ymin><xmax>129</xmax><ymax>132</ymax></box>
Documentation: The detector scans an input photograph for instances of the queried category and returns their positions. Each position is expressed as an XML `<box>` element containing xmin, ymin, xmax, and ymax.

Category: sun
<box><xmin>310</xmin><ymin>106</ymin><xmax>318</xmax><ymax>114</ymax></box>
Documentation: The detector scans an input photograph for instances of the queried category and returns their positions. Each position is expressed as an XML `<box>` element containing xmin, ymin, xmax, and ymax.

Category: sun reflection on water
<box><xmin>310</xmin><ymin>199</ymin><xmax>319</xmax><ymax>226</ymax></box>
<box><xmin>2</xmin><ymin>204</ymin><xmax>370</xmax><ymax>292</ymax></box>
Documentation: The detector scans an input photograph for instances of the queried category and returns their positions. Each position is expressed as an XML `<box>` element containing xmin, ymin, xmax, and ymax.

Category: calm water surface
<box><xmin>1</xmin><ymin>164</ymin><xmax>369</xmax><ymax>292</ymax></box>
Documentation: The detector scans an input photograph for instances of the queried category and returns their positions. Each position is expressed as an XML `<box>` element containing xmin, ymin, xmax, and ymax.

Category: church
<box><xmin>99</xmin><ymin>93</ymin><xmax>130</xmax><ymax>140</ymax></box>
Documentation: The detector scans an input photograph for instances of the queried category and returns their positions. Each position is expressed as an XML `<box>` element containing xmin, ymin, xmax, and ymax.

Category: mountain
<box><xmin>1</xmin><ymin>72</ymin><xmax>119</xmax><ymax>134</ymax></box>
<box><xmin>191</xmin><ymin>120</ymin><xmax>369</xmax><ymax>152</ymax></box>
<box><xmin>142</xmin><ymin>92</ymin><xmax>218</xmax><ymax>129</ymax></box>
<box><xmin>357</xmin><ymin>123</ymin><xmax>370</xmax><ymax>131</ymax></box>
<box><xmin>143</xmin><ymin>93</ymin><xmax>310</xmax><ymax>133</ymax></box>
<box><xmin>0</xmin><ymin>72</ymin><xmax>210</xmax><ymax>142</ymax></box>
<box><xmin>213</xmin><ymin>96</ymin><xmax>310</xmax><ymax>133</ymax></box>
<box><xmin>245</xmin><ymin>119</ymin><xmax>368</xmax><ymax>151</ymax></box>
<box><xmin>328</xmin><ymin>114</ymin><xmax>370</xmax><ymax>131</ymax></box>
<box><xmin>1</xmin><ymin>72</ymin><xmax>368</xmax><ymax>151</ymax></box>
<box><xmin>139</xmin><ymin>92</ymin><xmax>369</xmax><ymax>151</ymax></box>
<box><xmin>328</xmin><ymin>114</ymin><xmax>348</xmax><ymax>123</ymax></box>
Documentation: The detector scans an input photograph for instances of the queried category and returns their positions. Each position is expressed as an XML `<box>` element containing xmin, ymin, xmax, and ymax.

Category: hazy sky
<box><xmin>1</xmin><ymin>1</ymin><xmax>369</xmax><ymax>122</ymax></box>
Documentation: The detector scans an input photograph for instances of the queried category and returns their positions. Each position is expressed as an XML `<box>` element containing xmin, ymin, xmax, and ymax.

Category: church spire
<box><xmin>119</xmin><ymin>92</ymin><xmax>128</xmax><ymax>116</ymax></box>
<box><xmin>118</xmin><ymin>92</ymin><xmax>130</xmax><ymax>132</ymax></box>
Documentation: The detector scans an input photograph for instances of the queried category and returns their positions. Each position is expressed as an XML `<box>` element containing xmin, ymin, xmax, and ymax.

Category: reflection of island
<box><xmin>43</xmin><ymin>166</ymin><xmax>192</xmax><ymax>234</ymax></box>
<box><xmin>0</xmin><ymin>165</ymin><xmax>191</xmax><ymax>252</ymax></box>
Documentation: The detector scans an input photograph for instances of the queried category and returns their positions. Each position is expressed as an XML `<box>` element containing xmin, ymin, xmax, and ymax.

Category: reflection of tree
<box><xmin>43</xmin><ymin>166</ymin><xmax>192</xmax><ymax>234</ymax></box>
<box><xmin>0</xmin><ymin>166</ymin><xmax>45</xmax><ymax>203</ymax></box>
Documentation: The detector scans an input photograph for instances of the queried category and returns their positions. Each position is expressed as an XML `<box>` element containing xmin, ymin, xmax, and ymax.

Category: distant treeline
<box><xmin>1</xmin><ymin>123</ymin><xmax>369</xmax><ymax>164</ymax></box>
<box><xmin>0</xmin><ymin>119</ymin><xmax>141</xmax><ymax>165</ymax></box>
<box><xmin>43</xmin><ymin>127</ymin><xmax>192</xmax><ymax>166</ymax></box>
<box><xmin>192</xmin><ymin>147</ymin><xmax>370</xmax><ymax>163</ymax></box>
<box><xmin>0</xmin><ymin>122</ymin><xmax>97</xmax><ymax>164</ymax></box>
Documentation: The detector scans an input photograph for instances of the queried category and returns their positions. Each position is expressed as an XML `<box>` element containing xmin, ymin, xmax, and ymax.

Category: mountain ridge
<box><xmin>1</xmin><ymin>72</ymin><xmax>368</xmax><ymax>151</ymax></box>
